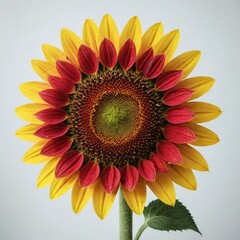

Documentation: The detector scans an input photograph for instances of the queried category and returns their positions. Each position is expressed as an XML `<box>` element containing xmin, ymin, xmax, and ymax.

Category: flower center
<box><xmin>92</xmin><ymin>93</ymin><xmax>140</xmax><ymax>141</ymax></box>
<box><xmin>68</xmin><ymin>69</ymin><xmax>164</xmax><ymax>168</ymax></box>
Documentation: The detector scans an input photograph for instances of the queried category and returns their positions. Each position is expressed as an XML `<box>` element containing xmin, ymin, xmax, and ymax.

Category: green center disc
<box><xmin>93</xmin><ymin>93</ymin><xmax>140</xmax><ymax>140</ymax></box>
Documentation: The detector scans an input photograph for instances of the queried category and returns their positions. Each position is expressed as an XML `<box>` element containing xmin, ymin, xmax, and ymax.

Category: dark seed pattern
<box><xmin>67</xmin><ymin>69</ymin><xmax>164</xmax><ymax>168</ymax></box>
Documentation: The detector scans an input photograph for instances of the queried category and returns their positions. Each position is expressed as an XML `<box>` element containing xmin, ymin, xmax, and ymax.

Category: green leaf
<box><xmin>143</xmin><ymin>199</ymin><xmax>201</xmax><ymax>234</ymax></box>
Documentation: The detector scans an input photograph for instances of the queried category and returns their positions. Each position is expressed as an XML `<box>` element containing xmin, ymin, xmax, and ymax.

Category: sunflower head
<box><xmin>16</xmin><ymin>14</ymin><xmax>221</xmax><ymax>219</ymax></box>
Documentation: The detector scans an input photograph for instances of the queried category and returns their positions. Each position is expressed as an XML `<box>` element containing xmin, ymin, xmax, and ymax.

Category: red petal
<box><xmin>41</xmin><ymin>136</ymin><xmax>72</xmax><ymax>156</ymax></box>
<box><xmin>118</xmin><ymin>39</ymin><xmax>136</xmax><ymax>70</ymax></box>
<box><xmin>78</xmin><ymin>45</ymin><xmax>98</xmax><ymax>75</ymax></box>
<box><xmin>136</xmin><ymin>48</ymin><xmax>154</xmax><ymax>72</ymax></box>
<box><xmin>35</xmin><ymin>108</ymin><xmax>66</xmax><ymax>124</ymax></box>
<box><xmin>39</xmin><ymin>89</ymin><xmax>68</xmax><ymax>107</ymax></box>
<box><xmin>157</xmin><ymin>140</ymin><xmax>182</xmax><ymax>164</ymax></box>
<box><xmin>138</xmin><ymin>160</ymin><xmax>156</xmax><ymax>182</ymax></box>
<box><xmin>163</xmin><ymin>124</ymin><xmax>197</xmax><ymax>144</ymax></box>
<box><xmin>34</xmin><ymin>123</ymin><xmax>68</xmax><ymax>139</ymax></box>
<box><xmin>48</xmin><ymin>75</ymin><xmax>74</xmax><ymax>94</ymax></box>
<box><xmin>101</xmin><ymin>165</ymin><xmax>121</xmax><ymax>193</ymax></box>
<box><xmin>99</xmin><ymin>38</ymin><xmax>117</xmax><ymax>68</ymax></box>
<box><xmin>79</xmin><ymin>162</ymin><xmax>100</xmax><ymax>188</ymax></box>
<box><xmin>55</xmin><ymin>151</ymin><xmax>84</xmax><ymax>178</ymax></box>
<box><xmin>165</xmin><ymin>107</ymin><xmax>195</xmax><ymax>124</ymax></box>
<box><xmin>150</xmin><ymin>153</ymin><xmax>168</xmax><ymax>172</ymax></box>
<box><xmin>143</xmin><ymin>54</ymin><xmax>165</xmax><ymax>79</ymax></box>
<box><xmin>56</xmin><ymin>61</ymin><xmax>81</xmax><ymax>83</ymax></box>
<box><xmin>162</xmin><ymin>88</ymin><xmax>194</xmax><ymax>106</ymax></box>
<box><xmin>120</xmin><ymin>165</ymin><xmax>139</xmax><ymax>191</ymax></box>
<box><xmin>156</xmin><ymin>70</ymin><xmax>183</xmax><ymax>91</ymax></box>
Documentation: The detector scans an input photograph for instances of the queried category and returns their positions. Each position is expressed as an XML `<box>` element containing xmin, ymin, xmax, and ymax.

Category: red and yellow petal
<box><xmin>120</xmin><ymin>164</ymin><xmax>139</xmax><ymax>191</ymax></box>
<box><xmin>167</xmin><ymin>165</ymin><xmax>197</xmax><ymax>190</ymax></box>
<box><xmin>16</xmin><ymin>124</ymin><xmax>42</xmax><ymax>142</ymax></box>
<box><xmin>41</xmin><ymin>136</ymin><xmax>72</xmax><ymax>156</ymax></box>
<box><xmin>120</xmin><ymin>16</ymin><xmax>142</xmax><ymax>53</ymax></box>
<box><xmin>78</xmin><ymin>45</ymin><xmax>98</xmax><ymax>74</ymax></box>
<box><xmin>154</xmin><ymin>30</ymin><xmax>180</xmax><ymax>63</ymax></box>
<box><xmin>72</xmin><ymin>180</ymin><xmax>95</xmax><ymax>214</ymax></box>
<box><xmin>37</xmin><ymin>156</ymin><xmax>60</xmax><ymax>188</ymax></box>
<box><xmin>42</xmin><ymin>44</ymin><xmax>69</xmax><ymax>64</ymax></box>
<box><xmin>79</xmin><ymin>162</ymin><xmax>100</xmax><ymax>188</ymax></box>
<box><xmin>99</xmin><ymin>38</ymin><xmax>118</xmax><ymax>68</ymax></box>
<box><xmin>55</xmin><ymin>151</ymin><xmax>84</xmax><ymax>178</ymax></box>
<box><xmin>163</xmin><ymin>124</ymin><xmax>197</xmax><ymax>144</ymax></box>
<box><xmin>184</xmin><ymin>122</ymin><xmax>220</xmax><ymax>146</ymax></box>
<box><xmin>82</xmin><ymin>18</ymin><xmax>99</xmax><ymax>55</ymax></box>
<box><xmin>176</xmin><ymin>76</ymin><xmax>215</xmax><ymax>100</ymax></box>
<box><xmin>164</xmin><ymin>51</ymin><xmax>201</xmax><ymax>79</ymax></box>
<box><xmin>121</xmin><ymin>177</ymin><xmax>146</xmax><ymax>215</ymax></box>
<box><xmin>50</xmin><ymin>172</ymin><xmax>78</xmax><ymax>199</ymax></box>
<box><xmin>118</xmin><ymin>39</ymin><xmax>136</xmax><ymax>70</ymax></box>
<box><xmin>101</xmin><ymin>165</ymin><xmax>121</xmax><ymax>193</ymax></box>
<box><xmin>31</xmin><ymin>60</ymin><xmax>59</xmax><ymax>82</ymax></box>
<box><xmin>165</xmin><ymin>107</ymin><xmax>195</xmax><ymax>124</ymax></box>
<box><xmin>177</xmin><ymin>144</ymin><xmax>209</xmax><ymax>171</ymax></box>
<box><xmin>93</xmin><ymin>179</ymin><xmax>118</xmax><ymax>219</ymax></box>
<box><xmin>19</xmin><ymin>81</ymin><xmax>51</xmax><ymax>103</ymax></box>
<box><xmin>35</xmin><ymin>108</ymin><xmax>67</xmax><ymax>124</ymax></box>
<box><xmin>147</xmin><ymin>172</ymin><xmax>176</xmax><ymax>206</ymax></box>
<box><xmin>181</xmin><ymin>102</ymin><xmax>221</xmax><ymax>123</ymax></box>
<box><xmin>162</xmin><ymin>88</ymin><xmax>194</xmax><ymax>106</ymax></box>
<box><xmin>99</xmin><ymin>14</ymin><xmax>119</xmax><ymax>52</ymax></box>
<box><xmin>16</xmin><ymin>103</ymin><xmax>49</xmax><ymax>124</ymax></box>
<box><xmin>23</xmin><ymin>140</ymin><xmax>53</xmax><ymax>164</ymax></box>
<box><xmin>157</xmin><ymin>140</ymin><xmax>182</xmax><ymax>164</ymax></box>
<box><xmin>138</xmin><ymin>22</ymin><xmax>163</xmax><ymax>56</ymax></box>
<box><xmin>39</xmin><ymin>89</ymin><xmax>69</xmax><ymax>107</ymax></box>
<box><xmin>34</xmin><ymin>123</ymin><xmax>68</xmax><ymax>139</ymax></box>
<box><xmin>61</xmin><ymin>28</ymin><xmax>83</xmax><ymax>66</ymax></box>
<box><xmin>156</xmin><ymin>70</ymin><xmax>183</xmax><ymax>91</ymax></box>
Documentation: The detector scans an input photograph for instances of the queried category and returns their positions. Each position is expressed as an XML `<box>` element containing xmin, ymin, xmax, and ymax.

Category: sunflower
<box><xmin>16</xmin><ymin>14</ymin><xmax>221</xmax><ymax>219</ymax></box>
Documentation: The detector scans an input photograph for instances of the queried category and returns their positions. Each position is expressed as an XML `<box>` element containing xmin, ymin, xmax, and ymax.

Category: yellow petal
<box><xmin>19</xmin><ymin>81</ymin><xmax>51</xmax><ymax>103</ymax></box>
<box><xmin>16</xmin><ymin>103</ymin><xmax>49</xmax><ymax>124</ymax></box>
<box><xmin>120</xmin><ymin>16</ymin><xmax>142</xmax><ymax>53</ymax></box>
<box><xmin>50</xmin><ymin>172</ymin><xmax>78</xmax><ymax>200</ymax></box>
<box><xmin>147</xmin><ymin>172</ymin><xmax>176</xmax><ymax>206</ymax></box>
<box><xmin>181</xmin><ymin>102</ymin><xmax>222</xmax><ymax>123</ymax></box>
<box><xmin>177</xmin><ymin>144</ymin><xmax>209</xmax><ymax>171</ymax></box>
<box><xmin>121</xmin><ymin>177</ymin><xmax>146</xmax><ymax>215</ymax></box>
<box><xmin>154</xmin><ymin>30</ymin><xmax>180</xmax><ymax>63</ymax></box>
<box><xmin>31</xmin><ymin>60</ymin><xmax>58</xmax><ymax>82</ymax></box>
<box><xmin>61</xmin><ymin>28</ymin><xmax>83</xmax><ymax>66</ymax></box>
<box><xmin>99</xmin><ymin>14</ymin><xmax>119</xmax><ymax>52</ymax></box>
<box><xmin>72</xmin><ymin>181</ymin><xmax>95</xmax><ymax>214</ymax></box>
<box><xmin>16</xmin><ymin>124</ymin><xmax>42</xmax><ymax>142</ymax></box>
<box><xmin>138</xmin><ymin>22</ymin><xmax>163</xmax><ymax>56</ymax></box>
<box><xmin>42</xmin><ymin>44</ymin><xmax>69</xmax><ymax>64</ymax></box>
<box><xmin>184</xmin><ymin>123</ymin><xmax>220</xmax><ymax>146</ymax></box>
<box><xmin>82</xmin><ymin>19</ymin><xmax>99</xmax><ymax>55</ymax></box>
<box><xmin>37</xmin><ymin>156</ymin><xmax>60</xmax><ymax>188</ymax></box>
<box><xmin>164</xmin><ymin>51</ymin><xmax>201</xmax><ymax>79</ymax></box>
<box><xmin>92</xmin><ymin>180</ymin><xmax>118</xmax><ymax>219</ymax></box>
<box><xmin>23</xmin><ymin>140</ymin><xmax>52</xmax><ymax>164</ymax></box>
<box><xmin>167</xmin><ymin>165</ymin><xmax>197</xmax><ymax>190</ymax></box>
<box><xmin>176</xmin><ymin>76</ymin><xmax>215</xmax><ymax>100</ymax></box>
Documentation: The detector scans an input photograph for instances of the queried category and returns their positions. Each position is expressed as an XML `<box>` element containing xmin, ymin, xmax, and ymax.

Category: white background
<box><xmin>1</xmin><ymin>0</ymin><xmax>239</xmax><ymax>239</ymax></box>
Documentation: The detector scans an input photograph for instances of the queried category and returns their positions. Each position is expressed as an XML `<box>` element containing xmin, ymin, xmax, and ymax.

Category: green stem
<box><xmin>134</xmin><ymin>223</ymin><xmax>148</xmax><ymax>240</ymax></box>
<box><xmin>119</xmin><ymin>190</ymin><xmax>132</xmax><ymax>240</ymax></box>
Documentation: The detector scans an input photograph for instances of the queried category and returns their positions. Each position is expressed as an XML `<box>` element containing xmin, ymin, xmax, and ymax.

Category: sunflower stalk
<box><xmin>119</xmin><ymin>190</ymin><xmax>133</xmax><ymax>240</ymax></box>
